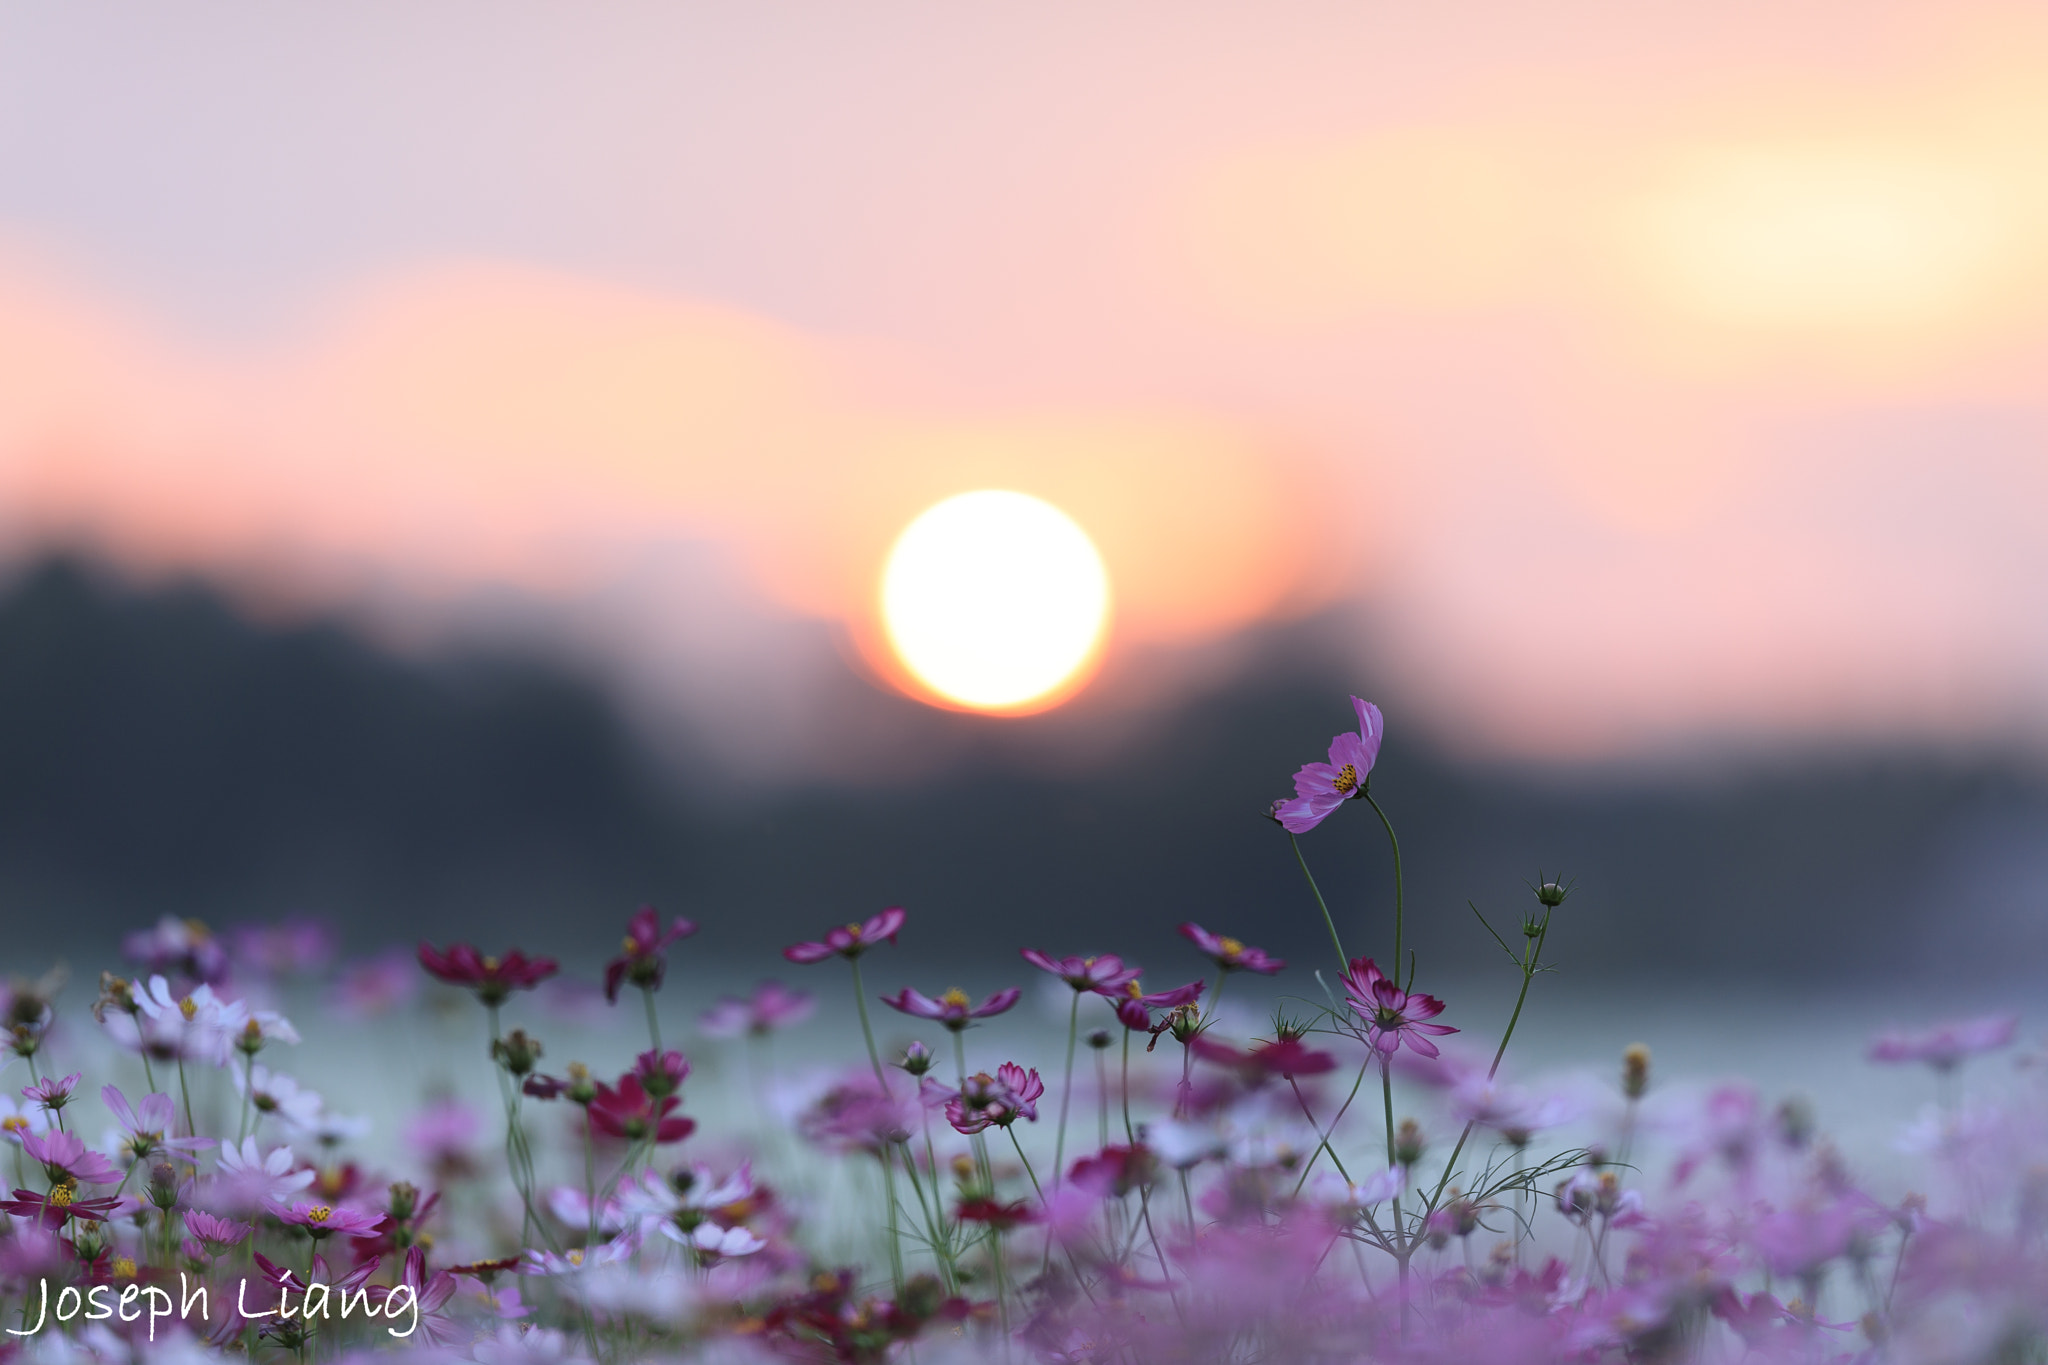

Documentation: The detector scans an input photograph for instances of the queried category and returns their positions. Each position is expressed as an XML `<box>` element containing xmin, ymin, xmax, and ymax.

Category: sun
<box><xmin>880</xmin><ymin>490</ymin><xmax>1111</xmax><ymax>712</ymax></box>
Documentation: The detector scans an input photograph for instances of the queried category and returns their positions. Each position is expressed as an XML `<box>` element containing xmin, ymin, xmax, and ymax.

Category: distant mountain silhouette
<box><xmin>1</xmin><ymin>557</ymin><xmax>2043</xmax><ymax>984</ymax></box>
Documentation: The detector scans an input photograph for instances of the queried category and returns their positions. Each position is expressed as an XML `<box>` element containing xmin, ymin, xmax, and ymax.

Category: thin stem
<box><xmin>237</xmin><ymin>1052</ymin><xmax>256</xmax><ymax>1144</ymax></box>
<box><xmin>878</xmin><ymin>1149</ymin><xmax>906</xmax><ymax>1292</ymax></box>
<box><xmin>176</xmin><ymin>1058</ymin><xmax>195</xmax><ymax>1139</ymax></box>
<box><xmin>1290</xmin><ymin>1078</ymin><xmax>1351</xmax><ymax>1181</ymax></box>
<box><xmin>1120</xmin><ymin>1031</ymin><xmax>1135</xmax><ymax>1146</ymax></box>
<box><xmin>1006</xmin><ymin>1127</ymin><xmax>1045</xmax><ymax>1207</ymax></box>
<box><xmin>1290</xmin><ymin>833</ymin><xmax>1348</xmax><ymax>968</ymax></box>
<box><xmin>641</xmin><ymin>987</ymin><xmax>663</xmax><ymax>1054</ymax></box>
<box><xmin>1052</xmin><ymin>991</ymin><xmax>1080</xmax><ymax>1187</ymax></box>
<box><xmin>1095</xmin><ymin>1049</ymin><xmax>1110</xmax><ymax>1148</ymax></box>
<box><xmin>1427</xmin><ymin>909</ymin><xmax>1552</xmax><ymax>1216</ymax></box>
<box><xmin>1292</xmin><ymin>1058</ymin><xmax>1372</xmax><ymax>1196</ymax></box>
<box><xmin>1362</xmin><ymin>789</ymin><xmax>1405</xmax><ymax>980</ymax></box>
<box><xmin>1381</xmin><ymin>1062</ymin><xmax>1403</xmax><ymax>1249</ymax></box>
<box><xmin>848</xmin><ymin>957</ymin><xmax>889</xmax><ymax>1091</ymax></box>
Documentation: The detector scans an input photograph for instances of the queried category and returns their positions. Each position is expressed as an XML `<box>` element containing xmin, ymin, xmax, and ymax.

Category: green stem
<box><xmin>641</xmin><ymin>987</ymin><xmax>663</xmax><ymax>1054</ymax></box>
<box><xmin>848</xmin><ymin>957</ymin><xmax>888</xmax><ymax>1091</ymax></box>
<box><xmin>1006</xmin><ymin>1126</ymin><xmax>1045</xmax><ymax>1207</ymax></box>
<box><xmin>1381</xmin><ymin>1062</ymin><xmax>1403</xmax><ymax>1249</ymax></box>
<box><xmin>1427</xmin><ymin>909</ymin><xmax>1552</xmax><ymax>1216</ymax></box>
<box><xmin>175</xmin><ymin>1059</ymin><xmax>195</xmax><ymax>1140</ymax></box>
<box><xmin>878</xmin><ymin>1150</ymin><xmax>906</xmax><ymax>1292</ymax></box>
<box><xmin>1120</xmin><ymin>1030</ymin><xmax>1135</xmax><ymax>1146</ymax></box>
<box><xmin>1292</xmin><ymin>1059</ymin><xmax>1372</xmax><ymax>1197</ymax></box>
<box><xmin>237</xmin><ymin>1053</ymin><xmax>256</xmax><ymax>1144</ymax></box>
<box><xmin>1362</xmin><ymin>789</ymin><xmax>1405</xmax><ymax>980</ymax></box>
<box><xmin>1290</xmin><ymin>1078</ymin><xmax>1350</xmax><ymax>1182</ymax></box>
<box><xmin>1290</xmin><ymin>833</ymin><xmax>1348</xmax><ymax>968</ymax></box>
<box><xmin>1052</xmin><ymin>991</ymin><xmax>1080</xmax><ymax>1187</ymax></box>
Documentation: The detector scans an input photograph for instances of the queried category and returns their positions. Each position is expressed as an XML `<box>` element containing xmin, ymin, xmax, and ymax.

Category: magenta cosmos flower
<box><xmin>1341</xmin><ymin>958</ymin><xmax>1456</xmax><ymax>1060</ymax></box>
<box><xmin>944</xmin><ymin>1063</ymin><xmax>1045</xmax><ymax>1134</ymax></box>
<box><xmin>417</xmin><ymin>943</ymin><xmax>559</xmax><ymax>1006</ymax></box>
<box><xmin>588</xmin><ymin>1074</ymin><xmax>696</xmax><ymax>1144</ymax></box>
<box><xmin>266</xmin><ymin>1198</ymin><xmax>384</xmax><ymax>1239</ymax></box>
<box><xmin>1869</xmin><ymin>1014</ymin><xmax>2018</xmax><ymax>1070</ymax></box>
<box><xmin>103</xmin><ymin>1085</ymin><xmax>213</xmax><ymax>1163</ymax></box>
<box><xmin>1274</xmin><ymin>696</ymin><xmax>1385</xmax><ymax>834</ymax></box>
<box><xmin>603</xmin><ymin>905</ymin><xmax>698</xmax><ymax>1004</ymax></box>
<box><xmin>1179</xmin><ymin>923</ymin><xmax>1285</xmax><ymax>975</ymax></box>
<box><xmin>1020</xmin><ymin>951</ymin><xmax>1142</xmax><ymax>995</ymax></box>
<box><xmin>1111</xmin><ymin>979</ymin><xmax>1205</xmax><ymax>1033</ymax></box>
<box><xmin>699</xmin><ymin>981</ymin><xmax>815</xmax><ymax>1038</ymax></box>
<box><xmin>882</xmin><ymin>986</ymin><xmax>1021</xmax><ymax>1033</ymax></box>
<box><xmin>784</xmin><ymin>907</ymin><xmax>906</xmax><ymax>963</ymax></box>
<box><xmin>21</xmin><ymin>1129</ymin><xmax>121</xmax><ymax>1186</ymax></box>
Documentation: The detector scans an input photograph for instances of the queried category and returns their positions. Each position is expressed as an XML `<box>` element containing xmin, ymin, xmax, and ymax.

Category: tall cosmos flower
<box><xmin>1179</xmin><ymin>924</ymin><xmax>1285</xmax><ymax>975</ymax></box>
<box><xmin>1274</xmin><ymin>697</ymin><xmax>1385</xmax><ymax>835</ymax></box>
<box><xmin>783</xmin><ymin>908</ymin><xmax>906</xmax><ymax>963</ymax></box>
<box><xmin>603</xmin><ymin>906</ymin><xmax>698</xmax><ymax>1004</ymax></box>
<box><xmin>102</xmin><ymin>1086</ymin><xmax>213</xmax><ymax>1164</ymax></box>
<box><xmin>1111</xmin><ymin>979</ymin><xmax>1206</xmax><ymax>1033</ymax></box>
<box><xmin>417</xmin><ymin>944</ymin><xmax>560</xmax><ymax>1006</ymax></box>
<box><xmin>1020</xmin><ymin>951</ymin><xmax>1143</xmax><ymax>996</ymax></box>
<box><xmin>1341</xmin><ymin>958</ymin><xmax>1456</xmax><ymax>1060</ymax></box>
<box><xmin>881</xmin><ymin>987</ymin><xmax>1021</xmax><ymax>1033</ymax></box>
<box><xmin>699</xmin><ymin>981</ymin><xmax>815</xmax><ymax>1038</ymax></box>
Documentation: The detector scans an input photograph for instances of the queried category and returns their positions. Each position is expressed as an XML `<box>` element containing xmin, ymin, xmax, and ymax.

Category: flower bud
<box><xmin>1394</xmin><ymin>1119</ymin><xmax>1425</xmax><ymax>1167</ymax></box>
<box><xmin>1167</xmin><ymin>1004</ymin><xmax>1202</xmax><ymax>1044</ymax></box>
<box><xmin>1086</xmin><ymin>1030</ymin><xmax>1113</xmax><ymax>1050</ymax></box>
<box><xmin>1775</xmin><ymin>1096</ymin><xmax>1815</xmax><ymax>1149</ymax></box>
<box><xmin>238</xmin><ymin>1018</ymin><xmax>268</xmax><ymax>1056</ymax></box>
<box><xmin>1534</xmin><ymin>878</ymin><xmax>1571</xmax><ymax>908</ymax></box>
<box><xmin>566</xmin><ymin>1061</ymin><xmax>596</xmax><ymax>1106</ymax></box>
<box><xmin>491</xmin><ymin>1029</ymin><xmax>544</xmax><ymax>1078</ymax></box>
<box><xmin>897</xmin><ymin>1041</ymin><xmax>935</xmax><ymax>1076</ymax></box>
<box><xmin>387</xmin><ymin>1181</ymin><xmax>420</xmax><ymax>1221</ymax></box>
<box><xmin>148</xmin><ymin>1162</ymin><xmax>180</xmax><ymax>1210</ymax></box>
<box><xmin>1621</xmin><ymin>1044</ymin><xmax>1651</xmax><ymax>1100</ymax></box>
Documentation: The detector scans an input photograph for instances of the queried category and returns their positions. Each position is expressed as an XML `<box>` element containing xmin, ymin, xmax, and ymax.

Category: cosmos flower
<box><xmin>0</xmin><ymin>1094</ymin><xmax>49</xmax><ymax>1142</ymax></box>
<box><xmin>783</xmin><ymin>907</ymin><xmax>907</xmax><ymax>963</ymax></box>
<box><xmin>183</xmin><ymin>1210</ymin><xmax>252</xmax><ymax>1252</ymax></box>
<box><xmin>1</xmin><ymin>1183</ymin><xmax>122</xmax><ymax>1227</ymax></box>
<box><xmin>699</xmin><ymin>981</ymin><xmax>816</xmax><ymax>1038</ymax></box>
<box><xmin>1274</xmin><ymin>696</ymin><xmax>1385</xmax><ymax>834</ymax></box>
<box><xmin>21</xmin><ymin>1129</ymin><xmax>121</xmax><ymax>1185</ymax></box>
<box><xmin>603</xmin><ymin>905</ymin><xmax>698</xmax><ymax>1004</ymax></box>
<box><xmin>267</xmin><ymin>1198</ymin><xmax>385</xmax><ymax>1238</ymax></box>
<box><xmin>232</xmin><ymin>1064</ymin><xmax>325</xmax><ymax>1131</ymax></box>
<box><xmin>679</xmin><ymin>1221</ymin><xmax>767</xmax><ymax>1258</ymax></box>
<box><xmin>881</xmin><ymin>986</ymin><xmax>1022</xmax><ymax>1032</ymax></box>
<box><xmin>1110</xmin><ymin>978</ymin><xmax>1206</xmax><ymax>1033</ymax></box>
<box><xmin>588</xmin><ymin>1075</ymin><xmax>696</xmax><ymax>1144</ymax></box>
<box><xmin>417</xmin><ymin>943</ymin><xmax>560</xmax><ymax>1005</ymax></box>
<box><xmin>1179</xmin><ymin>924</ymin><xmax>1286</xmax><ymax>975</ymax></box>
<box><xmin>22</xmin><ymin>1071</ymin><xmax>80</xmax><ymax>1113</ymax></box>
<box><xmin>330</xmin><ymin>950</ymin><xmax>423</xmax><ymax>1018</ymax></box>
<box><xmin>379</xmin><ymin>1245</ymin><xmax>463</xmax><ymax>1346</ymax></box>
<box><xmin>1340</xmin><ymin>958</ymin><xmax>1456</xmax><ymax>1061</ymax></box>
<box><xmin>102</xmin><ymin>1085</ymin><xmax>214</xmax><ymax>1163</ymax></box>
<box><xmin>132</xmin><ymin>976</ymin><xmax>239</xmax><ymax>1065</ymax></box>
<box><xmin>229</xmin><ymin>918</ymin><xmax>338</xmax><ymax>979</ymax></box>
<box><xmin>1019</xmin><ymin>950</ymin><xmax>1143</xmax><ymax>995</ymax></box>
<box><xmin>797</xmin><ymin>1077</ymin><xmax>913</xmax><ymax>1153</ymax></box>
<box><xmin>1189</xmin><ymin>1036</ymin><xmax>1337</xmax><ymax>1082</ymax></box>
<box><xmin>213</xmin><ymin>1137</ymin><xmax>317</xmax><ymax>1206</ymax></box>
<box><xmin>122</xmin><ymin>916</ymin><xmax>232</xmax><ymax>986</ymax></box>
<box><xmin>942</xmin><ymin>1064</ymin><xmax>1045</xmax><ymax>1134</ymax></box>
<box><xmin>1869</xmin><ymin>1015</ymin><xmax>2019</xmax><ymax>1071</ymax></box>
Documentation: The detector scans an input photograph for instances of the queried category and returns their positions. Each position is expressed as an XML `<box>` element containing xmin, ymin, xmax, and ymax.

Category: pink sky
<box><xmin>3</xmin><ymin>2</ymin><xmax>2047</xmax><ymax>774</ymax></box>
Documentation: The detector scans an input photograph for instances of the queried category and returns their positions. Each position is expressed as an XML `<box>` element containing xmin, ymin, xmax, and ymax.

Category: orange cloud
<box><xmin>0</xmin><ymin>253</ymin><xmax>1342</xmax><ymax>718</ymax></box>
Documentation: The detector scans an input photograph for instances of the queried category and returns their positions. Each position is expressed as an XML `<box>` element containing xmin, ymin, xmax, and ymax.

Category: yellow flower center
<box><xmin>243</xmin><ymin>1019</ymin><xmax>263</xmax><ymax>1040</ymax></box>
<box><xmin>566</xmin><ymin>1249</ymin><xmax>584</xmax><ymax>1266</ymax></box>
<box><xmin>845</xmin><ymin>922</ymin><xmax>863</xmax><ymax>936</ymax></box>
<box><xmin>306</xmin><ymin>1205</ymin><xmax>332</xmax><ymax>1223</ymax></box>
<box><xmin>1124</xmin><ymin>981</ymin><xmax>1144</xmax><ymax>999</ymax></box>
<box><xmin>1331</xmin><ymin>764</ymin><xmax>1359</xmax><ymax>795</ymax></box>
<box><xmin>1</xmin><ymin>1116</ymin><xmax>27</xmax><ymax>1133</ymax></box>
<box><xmin>48</xmin><ymin>1182</ymin><xmax>76</xmax><ymax>1207</ymax></box>
<box><xmin>482</xmin><ymin>956</ymin><xmax>499</xmax><ymax>972</ymax></box>
<box><xmin>178</xmin><ymin>997</ymin><xmax>199</xmax><ymax>1021</ymax></box>
<box><xmin>1218</xmin><ymin>937</ymin><xmax>1244</xmax><ymax>957</ymax></box>
<box><xmin>622</xmin><ymin>936</ymin><xmax>638</xmax><ymax>952</ymax></box>
<box><xmin>940</xmin><ymin>989</ymin><xmax>970</xmax><ymax>1009</ymax></box>
<box><xmin>112</xmin><ymin>1257</ymin><xmax>137</xmax><ymax>1279</ymax></box>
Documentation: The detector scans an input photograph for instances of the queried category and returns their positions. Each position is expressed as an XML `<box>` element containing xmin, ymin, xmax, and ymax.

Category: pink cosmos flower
<box><xmin>213</xmin><ymin>1137</ymin><xmax>317</xmax><ymax>1207</ymax></box>
<box><xmin>0</xmin><ymin>1094</ymin><xmax>49</xmax><ymax>1142</ymax></box>
<box><xmin>1110</xmin><ymin>978</ymin><xmax>1206</xmax><ymax>1033</ymax></box>
<box><xmin>21</xmin><ymin>1128</ymin><xmax>121</xmax><ymax>1185</ymax></box>
<box><xmin>1189</xmin><ymin>1036</ymin><xmax>1336</xmax><ymax>1082</ymax></box>
<box><xmin>184</xmin><ymin>1210</ymin><xmax>252</xmax><ymax>1251</ymax></box>
<box><xmin>632</xmin><ymin>1048</ymin><xmax>692</xmax><ymax>1098</ymax></box>
<box><xmin>229</xmin><ymin>919</ymin><xmax>338</xmax><ymax>978</ymax></box>
<box><xmin>1020</xmin><ymin>950</ymin><xmax>1142</xmax><ymax>995</ymax></box>
<box><xmin>123</xmin><ymin>915</ymin><xmax>232</xmax><ymax>986</ymax></box>
<box><xmin>797</xmin><ymin>1077</ymin><xmax>913</xmax><ymax>1153</ymax></box>
<box><xmin>783</xmin><ymin>907</ymin><xmax>907</xmax><ymax>963</ymax></box>
<box><xmin>268</xmin><ymin>1197</ymin><xmax>384</xmax><ymax>1238</ymax></box>
<box><xmin>1179</xmin><ymin>924</ymin><xmax>1285</xmax><ymax>975</ymax></box>
<box><xmin>588</xmin><ymin>1075</ymin><xmax>696</xmax><ymax>1144</ymax></box>
<box><xmin>1</xmin><ymin>1185</ymin><xmax>122</xmax><ymax>1227</ymax></box>
<box><xmin>881</xmin><ymin>986</ymin><xmax>1021</xmax><ymax>1032</ymax></box>
<box><xmin>1869</xmin><ymin>1014</ymin><xmax>2019</xmax><ymax>1071</ymax></box>
<box><xmin>1274</xmin><ymin>696</ymin><xmax>1385</xmax><ymax>834</ymax></box>
<box><xmin>330</xmin><ymin>950</ymin><xmax>423</xmax><ymax>1018</ymax></box>
<box><xmin>699</xmin><ymin>981</ymin><xmax>816</xmax><ymax>1038</ymax></box>
<box><xmin>1340</xmin><ymin>958</ymin><xmax>1456</xmax><ymax>1060</ymax></box>
<box><xmin>378</xmin><ymin>1245</ymin><xmax>463</xmax><ymax>1346</ymax></box>
<box><xmin>22</xmin><ymin>1072</ymin><xmax>80</xmax><ymax>1112</ymax></box>
<box><xmin>942</xmin><ymin>1064</ymin><xmax>1045</xmax><ymax>1133</ymax></box>
<box><xmin>254</xmin><ymin>1248</ymin><xmax>382</xmax><ymax>1295</ymax></box>
<box><xmin>103</xmin><ymin>1084</ymin><xmax>213</xmax><ymax>1163</ymax></box>
<box><xmin>603</xmin><ymin>905</ymin><xmax>698</xmax><ymax>1004</ymax></box>
<box><xmin>417</xmin><ymin>943</ymin><xmax>560</xmax><ymax>1005</ymax></box>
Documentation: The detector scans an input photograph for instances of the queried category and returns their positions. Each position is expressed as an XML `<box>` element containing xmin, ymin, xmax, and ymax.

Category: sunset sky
<box><xmin>4</xmin><ymin>2</ymin><xmax>2047</xmax><ymax>779</ymax></box>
